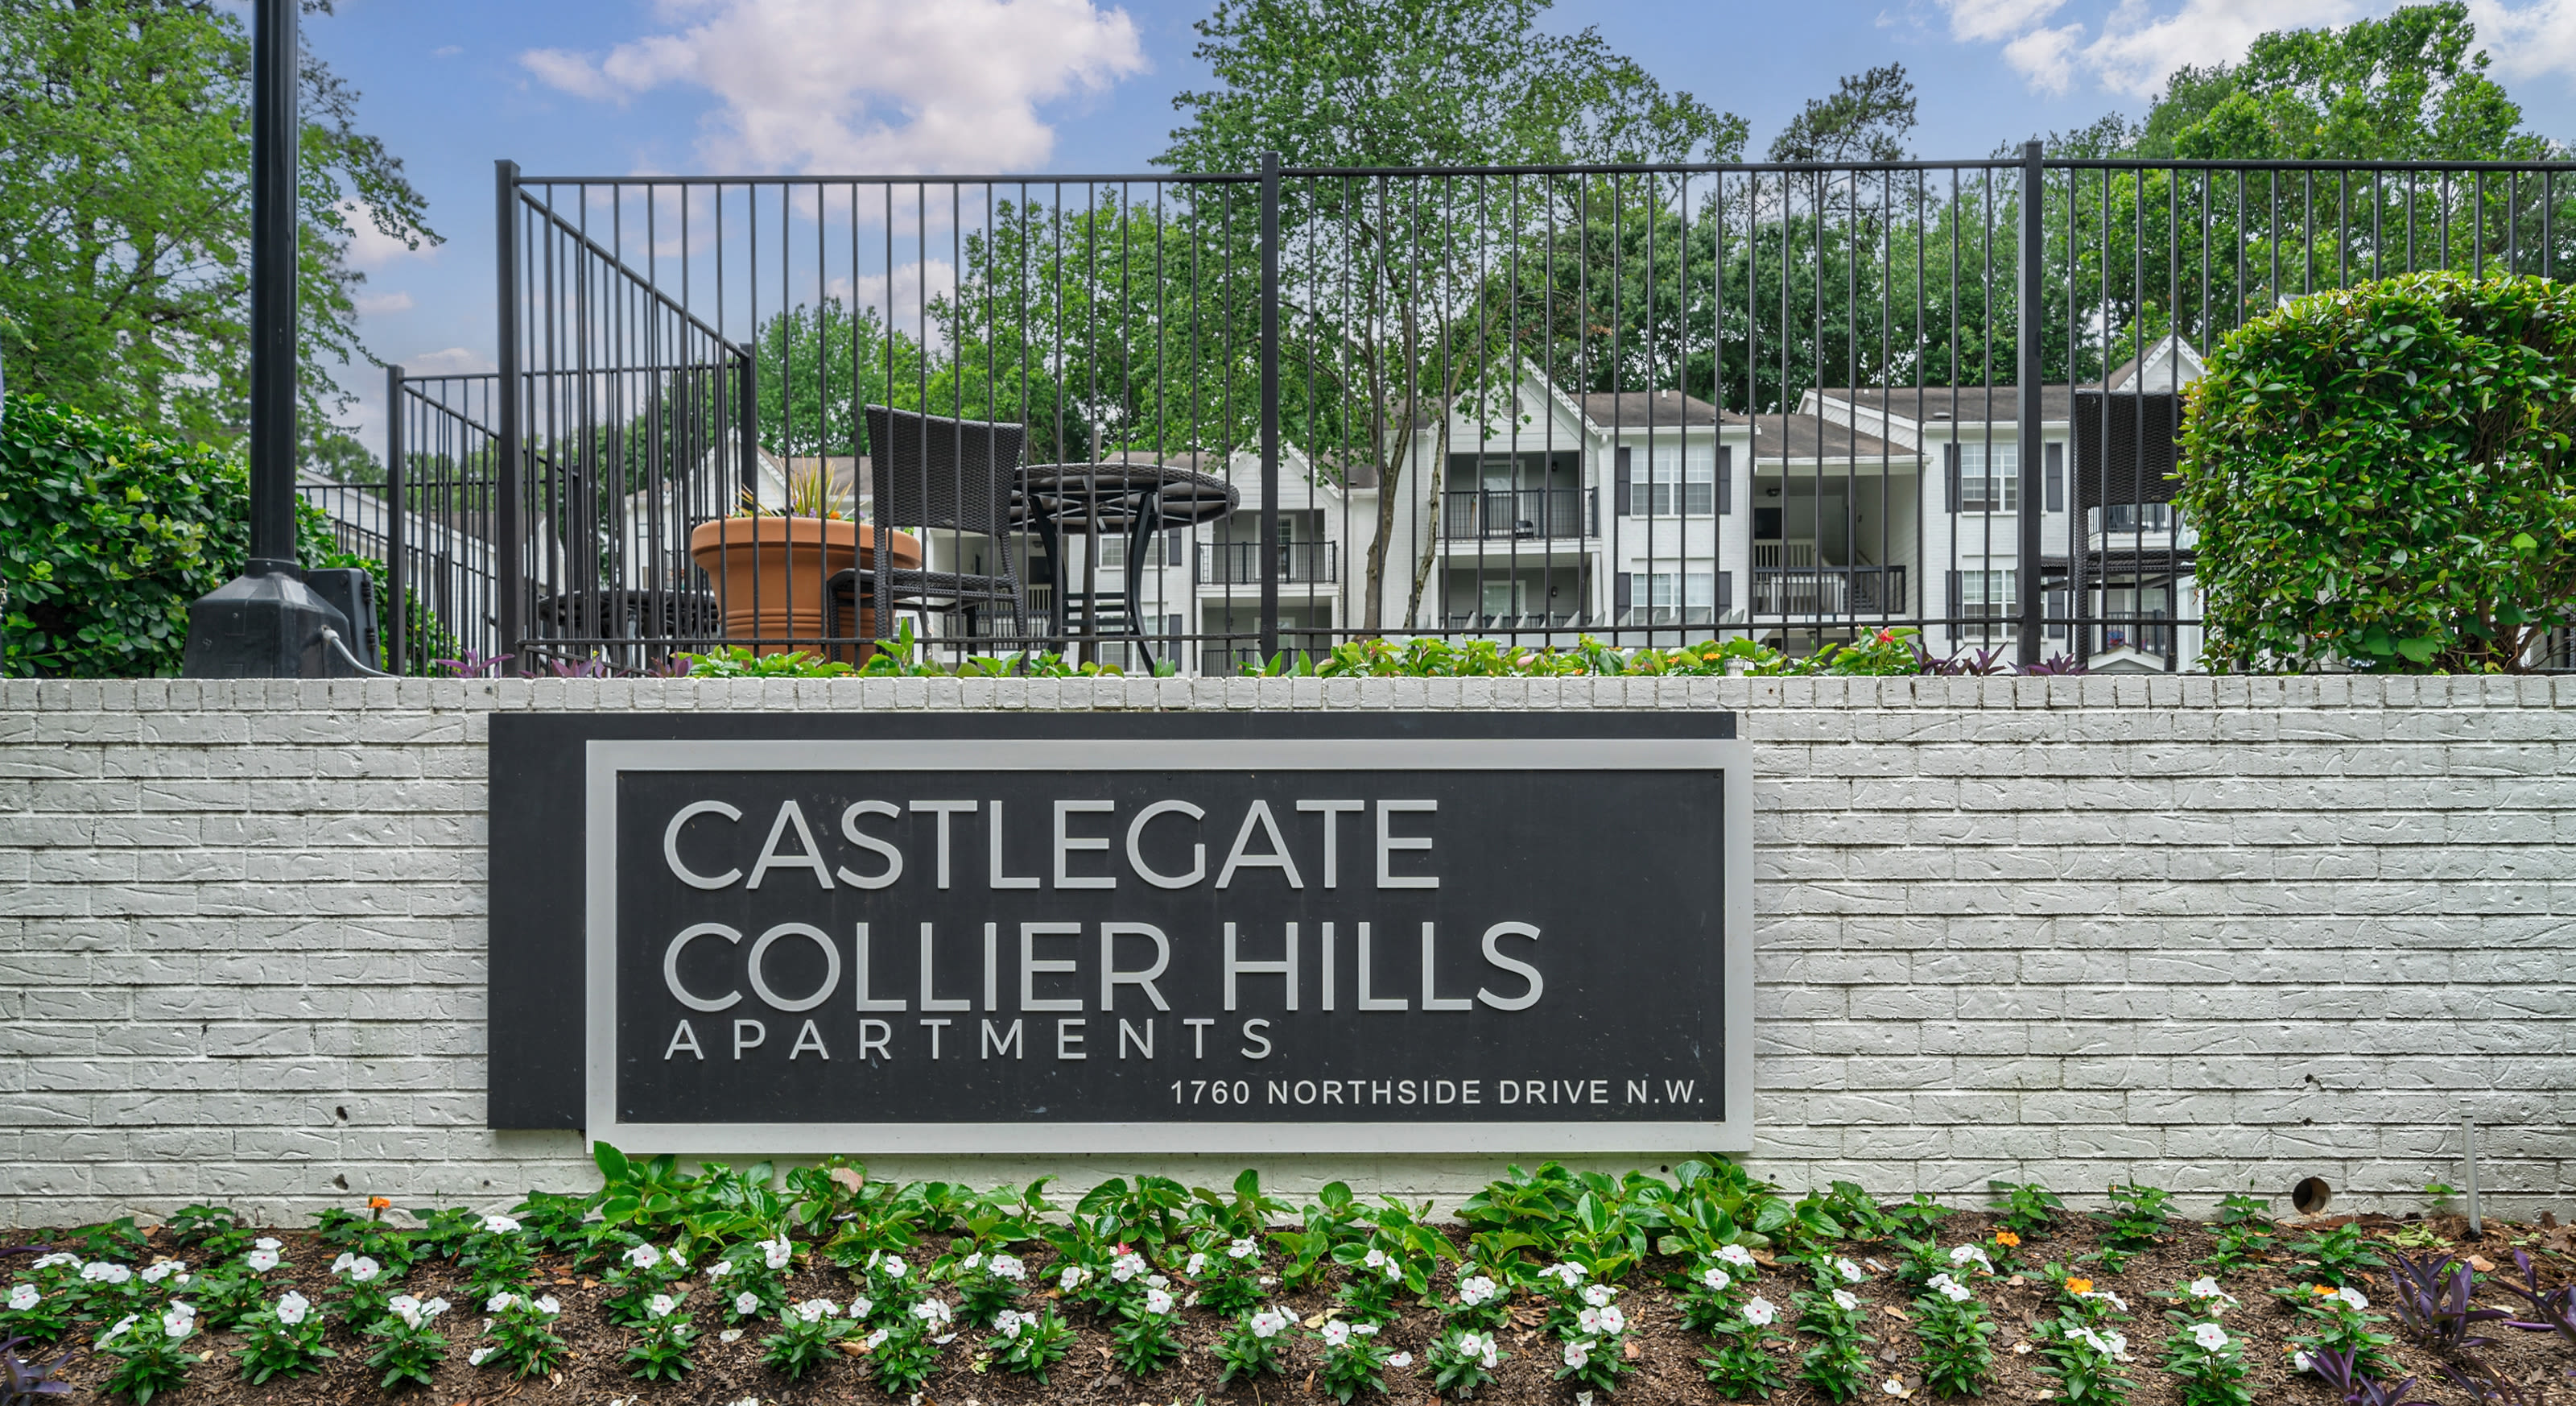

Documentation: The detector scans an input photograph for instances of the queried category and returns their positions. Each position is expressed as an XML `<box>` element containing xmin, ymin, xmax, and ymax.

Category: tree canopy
<box><xmin>0</xmin><ymin>0</ymin><xmax>435</xmax><ymax>453</ymax></box>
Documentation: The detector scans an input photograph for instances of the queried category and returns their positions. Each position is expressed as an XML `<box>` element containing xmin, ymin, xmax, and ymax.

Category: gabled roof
<box><xmin>2104</xmin><ymin>334</ymin><xmax>2207</xmax><ymax>393</ymax></box>
<box><xmin>1577</xmin><ymin>389</ymin><xmax>1739</xmax><ymax>431</ymax></box>
<box><xmin>1748</xmin><ymin>413</ymin><xmax>1919</xmax><ymax>464</ymax></box>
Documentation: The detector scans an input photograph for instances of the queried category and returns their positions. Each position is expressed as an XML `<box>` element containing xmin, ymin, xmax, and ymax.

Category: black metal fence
<box><xmin>347</xmin><ymin>151</ymin><xmax>2576</xmax><ymax>674</ymax></box>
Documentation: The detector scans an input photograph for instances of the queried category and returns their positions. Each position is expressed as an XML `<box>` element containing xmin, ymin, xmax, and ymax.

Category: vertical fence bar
<box><xmin>493</xmin><ymin>160</ymin><xmax>524</xmax><ymax>663</ymax></box>
<box><xmin>384</xmin><ymin>363</ymin><xmax>407</xmax><ymax>673</ymax></box>
<box><xmin>2015</xmin><ymin>141</ymin><xmax>2046</xmax><ymax>666</ymax></box>
<box><xmin>1258</xmin><ymin>152</ymin><xmax>1282</xmax><ymax>664</ymax></box>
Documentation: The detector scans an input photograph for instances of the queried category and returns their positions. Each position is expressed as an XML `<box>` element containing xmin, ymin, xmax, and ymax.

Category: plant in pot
<box><xmin>687</xmin><ymin>461</ymin><xmax>920</xmax><ymax>661</ymax></box>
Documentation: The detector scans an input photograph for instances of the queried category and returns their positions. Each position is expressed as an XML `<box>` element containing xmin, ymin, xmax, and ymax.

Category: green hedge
<box><xmin>0</xmin><ymin>396</ymin><xmax>336</xmax><ymax>678</ymax></box>
<box><xmin>2178</xmin><ymin>271</ymin><xmax>2576</xmax><ymax>672</ymax></box>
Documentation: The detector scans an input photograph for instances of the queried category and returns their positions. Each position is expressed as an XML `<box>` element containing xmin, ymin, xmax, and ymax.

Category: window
<box><xmin>1621</xmin><ymin>443</ymin><xmax>1718</xmax><ymax>516</ymax></box>
<box><xmin>1946</xmin><ymin>442</ymin><xmax>2019</xmax><ymax>512</ymax></box>
<box><xmin>1949</xmin><ymin>569</ymin><xmax>2019</xmax><ymax>618</ymax></box>
<box><xmin>1621</xmin><ymin>570</ymin><xmax>1719</xmax><ymax>624</ymax></box>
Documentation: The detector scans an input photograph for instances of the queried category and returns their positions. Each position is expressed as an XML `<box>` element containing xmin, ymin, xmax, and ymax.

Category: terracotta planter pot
<box><xmin>687</xmin><ymin>515</ymin><xmax>923</xmax><ymax>660</ymax></box>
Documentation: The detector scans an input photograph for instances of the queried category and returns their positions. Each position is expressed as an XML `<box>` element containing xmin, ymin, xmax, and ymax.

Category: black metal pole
<box><xmin>494</xmin><ymin>159</ymin><xmax>524</xmax><ymax>664</ymax></box>
<box><xmin>384</xmin><ymin>363</ymin><xmax>407</xmax><ymax>673</ymax></box>
<box><xmin>2016</xmin><ymin>139</ymin><xmax>2046</xmax><ymax>668</ymax></box>
<box><xmin>1258</xmin><ymin>151</ymin><xmax>1282</xmax><ymax>665</ymax></box>
<box><xmin>248</xmin><ymin>0</ymin><xmax>299</xmax><ymax>569</ymax></box>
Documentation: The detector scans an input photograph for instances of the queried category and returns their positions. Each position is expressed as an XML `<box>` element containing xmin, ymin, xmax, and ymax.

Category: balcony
<box><xmin>1752</xmin><ymin>565</ymin><xmax>1909</xmax><ymax>616</ymax></box>
<box><xmin>1443</xmin><ymin>487</ymin><xmax>1596</xmax><ymax>541</ymax></box>
<box><xmin>1198</xmin><ymin>540</ymin><xmax>1340</xmax><ymax>585</ymax></box>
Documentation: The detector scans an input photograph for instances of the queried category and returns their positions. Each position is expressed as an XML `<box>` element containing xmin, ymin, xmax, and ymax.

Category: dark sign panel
<box><xmin>489</xmin><ymin>713</ymin><xmax>1751</xmax><ymax>1154</ymax></box>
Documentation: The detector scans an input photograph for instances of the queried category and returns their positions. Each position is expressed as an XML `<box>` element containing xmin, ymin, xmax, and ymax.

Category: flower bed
<box><xmin>3</xmin><ymin>1153</ymin><xmax>2570</xmax><ymax>1405</ymax></box>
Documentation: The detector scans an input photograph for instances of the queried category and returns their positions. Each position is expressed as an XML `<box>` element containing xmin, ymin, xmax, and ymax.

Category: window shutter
<box><xmin>1614</xmin><ymin>447</ymin><xmax>1632</xmax><ymax>516</ymax></box>
<box><xmin>2045</xmin><ymin>441</ymin><xmax>2064</xmax><ymax>513</ymax></box>
<box><xmin>1946</xmin><ymin>569</ymin><xmax>1962</xmax><ymax>619</ymax></box>
<box><xmin>1943</xmin><ymin>443</ymin><xmax>1961</xmax><ymax>512</ymax></box>
<box><xmin>1718</xmin><ymin>446</ymin><xmax>1733</xmax><ymax>514</ymax></box>
<box><xmin>1614</xmin><ymin>571</ymin><xmax>1633</xmax><ymax>614</ymax></box>
<box><xmin>1717</xmin><ymin>570</ymin><xmax>1734</xmax><ymax>612</ymax></box>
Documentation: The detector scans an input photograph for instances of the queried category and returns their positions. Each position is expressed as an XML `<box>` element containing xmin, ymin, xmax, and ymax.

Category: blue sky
<box><xmin>303</xmin><ymin>0</ymin><xmax>2576</xmax><ymax>449</ymax></box>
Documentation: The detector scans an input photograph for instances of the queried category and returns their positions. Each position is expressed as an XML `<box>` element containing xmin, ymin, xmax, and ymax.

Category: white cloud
<box><xmin>2471</xmin><ymin>0</ymin><xmax>2576</xmax><ymax>85</ymax></box>
<box><xmin>431</xmin><ymin>44</ymin><xmax>463</xmax><ymax>58</ymax></box>
<box><xmin>2004</xmin><ymin>23</ymin><xmax>2087</xmax><ymax>91</ymax></box>
<box><xmin>402</xmin><ymin>347</ymin><xmax>500</xmax><ymax>377</ymax></box>
<box><xmin>518</xmin><ymin>0</ymin><xmax>1148</xmax><ymax>173</ymax></box>
<box><xmin>338</xmin><ymin>200</ymin><xmax>436</xmax><ymax>270</ymax></box>
<box><xmin>355</xmin><ymin>291</ymin><xmax>415</xmax><ymax>316</ymax></box>
<box><xmin>2080</xmin><ymin>0</ymin><xmax>2359</xmax><ymax>96</ymax></box>
<box><xmin>1946</xmin><ymin>0</ymin><xmax>2070</xmax><ymax>43</ymax></box>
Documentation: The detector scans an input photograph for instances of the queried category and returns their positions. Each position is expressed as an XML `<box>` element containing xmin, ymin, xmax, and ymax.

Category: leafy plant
<box><xmin>944</xmin><ymin>1245</ymin><xmax>1026</xmax><ymax>1327</ymax></box>
<box><xmin>1701</xmin><ymin>1296</ymin><xmax>1788</xmax><ymax>1400</ymax></box>
<box><xmin>758</xmin><ymin>1298</ymin><xmax>850</xmax><ymax>1380</ymax></box>
<box><xmin>229</xmin><ymin>1291</ymin><xmax>334</xmax><ymax>1385</ymax></box>
<box><xmin>2203</xmin><ymin>1193</ymin><xmax>2274</xmax><ymax>1271</ymax></box>
<box><xmin>1315</xmin><ymin>1318</ymin><xmax>1395</xmax><ymax>1403</ymax></box>
<box><xmin>1914</xmin><ymin>1274</ymin><xmax>1996</xmax><ymax>1397</ymax></box>
<box><xmin>2033</xmin><ymin>1312</ymin><xmax>2136</xmax><ymax>1406</ymax></box>
<box><xmin>2160</xmin><ymin>1313</ymin><xmax>2254</xmax><ymax>1406</ymax></box>
<box><xmin>1678</xmin><ymin>1249</ymin><xmax>1756</xmax><ymax>1332</ymax></box>
<box><xmin>2291</xmin><ymin>1222</ymin><xmax>2389</xmax><ymax>1288</ymax></box>
<box><xmin>2308</xmin><ymin>1346</ymin><xmax>2444</xmax><ymax>1406</ymax></box>
<box><xmin>620</xmin><ymin>1292</ymin><xmax>696</xmax><ymax>1383</ymax></box>
<box><xmin>1793</xmin><ymin>1284</ymin><xmax>1874</xmax><ymax>1402</ymax></box>
<box><xmin>1210</xmin><ymin>1306</ymin><xmax>1294</xmax><ymax>1386</ymax></box>
<box><xmin>96</xmin><ymin>1305</ymin><xmax>196</xmax><ymax>1405</ymax></box>
<box><xmin>1988</xmin><ymin>1179</ymin><xmax>2064</xmax><ymax>1239</ymax></box>
<box><xmin>2282</xmin><ymin>1283</ymin><xmax>2401</xmax><ymax>1377</ymax></box>
<box><xmin>2384</xmin><ymin>1251</ymin><xmax>2510</xmax><ymax>1355</ymax></box>
<box><xmin>1180</xmin><ymin>1232</ymin><xmax>1267</xmax><ymax>1315</ymax></box>
<box><xmin>162</xmin><ymin>1205</ymin><xmax>250</xmax><ymax>1261</ymax></box>
<box><xmin>2088</xmin><ymin>1182</ymin><xmax>2174</xmax><ymax>1272</ymax></box>
<box><xmin>1423</xmin><ymin>1324</ymin><xmax>1505</xmax><ymax>1398</ymax></box>
<box><xmin>0</xmin><ymin>1334</ymin><xmax>72</xmax><ymax>1405</ymax></box>
<box><xmin>2500</xmin><ymin>1248</ymin><xmax>2576</xmax><ymax>1348</ymax></box>
<box><xmin>983</xmin><ymin>1305</ymin><xmax>1075</xmax><ymax>1383</ymax></box>
<box><xmin>363</xmin><ymin>1294</ymin><xmax>451</xmax><ymax>1391</ymax></box>
<box><xmin>1110</xmin><ymin>1285</ymin><xmax>1183</xmax><ymax>1375</ymax></box>
<box><xmin>2437</xmin><ymin>1360</ymin><xmax>2576</xmax><ymax>1406</ymax></box>
<box><xmin>2178</xmin><ymin>270</ymin><xmax>2576</xmax><ymax>673</ymax></box>
<box><xmin>469</xmin><ymin>1291</ymin><xmax>568</xmax><ymax>1379</ymax></box>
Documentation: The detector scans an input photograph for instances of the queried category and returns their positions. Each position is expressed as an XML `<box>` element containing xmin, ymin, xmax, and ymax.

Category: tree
<box><xmin>1158</xmin><ymin>0</ymin><xmax>1744</xmax><ymax>630</ymax></box>
<box><xmin>0</xmin><ymin>0</ymin><xmax>436</xmax><ymax>449</ymax></box>
<box><xmin>1766</xmin><ymin>64</ymin><xmax>1918</xmax><ymax>164</ymax></box>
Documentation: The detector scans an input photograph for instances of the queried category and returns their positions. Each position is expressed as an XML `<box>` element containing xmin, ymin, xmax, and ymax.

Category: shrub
<box><xmin>2178</xmin><ymin>271</ymin><xmax>2576</xmax><ymax>672</ymax></box>
<box><xmin>0</xmin><ymin>396</ymin><xmax>336</xmax><ymax>677</ymax></box>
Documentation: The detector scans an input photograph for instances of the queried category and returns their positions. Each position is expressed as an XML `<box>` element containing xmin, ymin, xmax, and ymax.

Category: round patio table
<box><xmin>1016</xmin><ymin>461</ymin><xmax>1238</xmax><ymax>670</ymax></box>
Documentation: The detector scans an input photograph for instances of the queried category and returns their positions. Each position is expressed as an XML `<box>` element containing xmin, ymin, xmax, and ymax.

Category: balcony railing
<box><xmin>1443</xmin><ymin>488</ymin><xmax>1596</xmax><ymax>541</ymax></box>
<box><xmin>1752</xmin><ymin>566</ymin><xmax>1909</xmax><ymax>616</ymax></box>
<box><xmin>1199</xmin><ymin>540</ymin><xmax>1339</xmax><ymax>585</ymax></box>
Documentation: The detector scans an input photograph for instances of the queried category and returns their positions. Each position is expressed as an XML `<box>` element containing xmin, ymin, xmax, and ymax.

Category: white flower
<box><xmin>482</xmin><ymin>1214</ymin><xmax>522</xmax><ymax>1234</ymax></box>
<box><xmin>1459</xmin><ymin>1275</ymin><xmax>1498</xmax><ymax>1307</ymax></box>
<box><xmin>1832</xmin><ymin>1288</ymin><xmax>1860</xmax><ymax>1312</ymax></box>
<box><xmin>850</xmin><ymin>1296</ymin><xmax>873</xmax><ymax>1319</ymax></box>
<box><xmin>1563</xmin><ymin>1339</ymin><xmax>1591</xmax><ymax>1370</ymax></box>
<box><xmin>2103</xmin><ymin>1330</ymin><xmax>2131</xmax><ymax>1360</ymax></box>
<box><xmin>534</xmin><ymin>1295</ymin><xmax>560</xmax><ymax>1317</ymax></box>
<box><xmin>795</xmin><ymin>1299</ymin><xmax>837</xmax><ymax>1325</ymax></box>
<box><xmin>1184</xmin><ymin>1251</ymin><xmax>1209</xmax><ymax>1277</ymax></box>
<box><xmin>760</xmin><ymin>1237</ymin><xmax>793</xmax><ymax>1271</ymax></box>
<box><xmin>328</xmin><ymin>1252</ymin><xmax>354</xmax><ymax>1275</ymax></box>
<box><xmin>1582</xmin><ymin>1283</ymin><xmax>1615</xmax><ymax>1308</ymax></box>
<box><xmin>1479</xmin><ymin>1339</ymin><xmax>1501</xmax><ymax>1369</ymax></box>
<box><xmin>161</xmin><ymin>1306</ymin><xmax>194</xmax><ymax>1339</ymax></box>
<box><xmin>989</xmin><ymin>1253</ymin><xmax>1025</xmax><ymax>1280</ymax></box>
<box><xmin>31</xmin><ymin>1253</ymin><xmax>76</xmax><ymax>1272</ymax></box>
<box><xmin>706</xmin><ymin>1259</ymin><xmax>734</xmax><ymax>1280</ymax></box>
<box><xmin>877</xmin><ymin>1255</ymin><xmax>908</xmax><ymax>1280</ymax></box>
<box><xmin>6</xmin><ymin>1285</ymin><xmax>38</xmax><ymax>1312</ymax></box>
<box><xmin>1744</xmin><ymin>1296</ymin><xmax>1777</xmax><ymax>1326</ymax></box>
<box><xmin>81</xmin><ymin>1263</ymin><xmax>131</xmax><ymax>1284</ymax></box>
<box><xmin>1389</xmin><ymin>1351</ymin><xmax>1414</xmax><ymax>1368</ymax></box>
<box><xmin>1351</xmin><ymin>1322</ymin><xmax>1380</xmax><ymax>1336</ymax></box>
<box><xmin>1938</xmin><ymin>1279</ymin><xmax>1972</xmax><ymax>1304</ymax></box>
<box><xmin>1579</xmin><ymin>1306</ymin><xmax>1606</xmax><ymax>1335</ymax></box>
<box><xmin>99</xmin><ymin>1313</ymin><xmax>138</xmax><ymax>1345</ymax></box>
<box><xmin>646</xmin><ymin>1293</ymin><xmax>678</xmax><ymax>1319</ymax></box>
<box><xmin>1228</xmin><ymin>1238</ymin><xmax>1259</xmax><ymax>1260</ymax></box>
<box><xmin>624</xmin><ymin>1243</ymin><xmax>662</xmax><ymax>1270</ymax></box>
<box><xmin>242</xmin><ymin>1248</ymin><xmax>279</xmax><ymax>1274</ymax></box>
<box><xmin>1717</xmin><ymin>1244</ymin><xmax>1757</xmax><ymax>1268</ymax></box>
<box><xmin>2293</xmin><ymin>1350</ymin><xmax>2315</xmax><ymax>1374</ymax></box>
<box><xmin>2103</xmin><ymin>1290</ymin><xmax>2130</xmax><ymax>1313</ymax></box>
<box><xmin>1701</xmin><ymin>1267</ymin><xmax>1732</xmax><ymax>1293</ymax></box>
<box><xmin>1143</xmin><ymin>1287</ymin><xmax>1175</xmax><ymax>1315</ymax></box>
<box><xmin>734</xmin><ymin>1291</ymin><xmax>761</xmax><ymax>1316</ymax></box>
<box><xmin>1544</xmin><ymin>1261</ymin><xmax>1588</xmax><ymax>1287</ymax></box>
<box><xmin>1250</xmin><ymin>1307</ymin><xmax>1291</xmax><ymax>1338</ymax></box>
<box><xmin>2186</xmin><ymin>1276</ymin><xmax>2235</xmax><ymax>1306</ymax></box>
<box><xmin>960</xmin><ymin>1251</ymin><xmax>984</xmax><ymax>1273</ymax></box>
<box><xmin>910</xmin><ymin>1297</ymin><xmax>952</xmax><ymax>1329</ymax></box>
<box><xmin>275</xmin><ymin>1291</ymin><xmax>312</xmax><ymax>1325</ymax></box>
<box><xmin>2193</xmin><ymin>1322</ymin><xmax>2230</xmax><ymax>1350</ymax></box>
<box><xmin>1363</xmin><ymin>1247</ymin><xmax>1388</xmax><ymax>1270</ymax></box>
<box><xmin>667</xmin><ymin>1250</ymin><xmax>690</xmax><ymax>1272</ymax></box>
<box><xmin>864</xmin><ymin>1327</ymin><xmax>890</xmax><ymax>1351</ymax></box>
<box><xmin>1059</xmin><ymin>1266</ymin><xmax>1088</xmax><ymax>1292</ymax></box>
<box><xmin>469</xmin><ymin>1346</ymin><xmax>496</xmax><ymax>1367</ymax></box>
<box><xmin>1320</xmin><ymin>1320</ymin><xmax>1352</xmax><ymax>1347</ymax></box>
<box><xmin>141</xmin><ymin>1260</ymin><xmax>183</xmax><ymax>1284</ymax></box>
<box><xmin>1110</xmin><ymin>1252</ymin><xmax>1147</xmax><ymax>1283</ymax></box>
<box><xmin>251</xmin><ymin>1237</ymin><xmax>280</xmax><ymax>1251</ymax></box>
<box><xmin>2337</xmin><ymin>1287</ymin><xmax>2368</xmax><ymax>1311</ymax></box>
<box><xmin>1382</xmin><ymin>1258</ymin><xmax>1403</xmax><ymax>1282</ymax></box>
<box><xmin>343</xmin><ymin>1255</ymin><xmax>380</xmax><ymax>1283</ymax></box>
<box><xmin>486</xmin><ymin>1292</ymin><xmax>518</xmax><ymax>1313</ymax></box>
<box><xmin>1948</xmin><ymin>1245</ymin><xmax>1994</xmax><ymax>1272</ymax></box>
<box><xmin>1600</xmin><ymin>1304</ymin><xmax>1626</xmax><ymax>1335</ymax></box>
<box><xmin>1836</xmin><ymin>1257</ymin><xmax>1864</xmax><ymax>1283</ymax></box>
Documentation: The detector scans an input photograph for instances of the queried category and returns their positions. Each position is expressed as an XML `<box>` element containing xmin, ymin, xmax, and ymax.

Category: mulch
<box><xmin>10</xmin><ymin>1209</ymin><xmax>2574</xmax><ymax>1405</ymax></box>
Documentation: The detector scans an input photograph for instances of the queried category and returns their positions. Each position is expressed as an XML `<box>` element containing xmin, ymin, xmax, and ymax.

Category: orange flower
<box><xmin>2311</xmin><ymin>1284</ymin><xmax>2338</xmax><ymax>1296</ymax></box>
<box><xmin>367</xmin><ymin>1196</ymin><xmax>390</xmax><ymax>1211</ymax></box>
<box><xmin>1993</xmin><ymin>1230</ymin><xmax>2021</xmax><ymax>1247</ymax></box>
<box><xmin>2066</xmin><ymin>1278</ymin><xmax>2094</xmax><ymax>1294</ymax></box>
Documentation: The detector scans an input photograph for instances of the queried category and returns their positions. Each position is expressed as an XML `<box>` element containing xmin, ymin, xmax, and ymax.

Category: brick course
<box><xmin>0</xmin><ymin>676</ymin><xmax>2568</xmax><ymax>1226</ymax></box>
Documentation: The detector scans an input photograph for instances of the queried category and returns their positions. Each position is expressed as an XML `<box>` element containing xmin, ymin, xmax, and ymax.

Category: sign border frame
<box><xmin>579</xmin><ymin>732</ymin><xmax>1753</xmax><ymax>1156</ymax></box>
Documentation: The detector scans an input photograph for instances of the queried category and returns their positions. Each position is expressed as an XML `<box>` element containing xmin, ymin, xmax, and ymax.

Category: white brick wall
<box><xmin>2</xmin><ymin>675</ymin><xmax>2570</xmax><ymax>1226</ymax></box>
